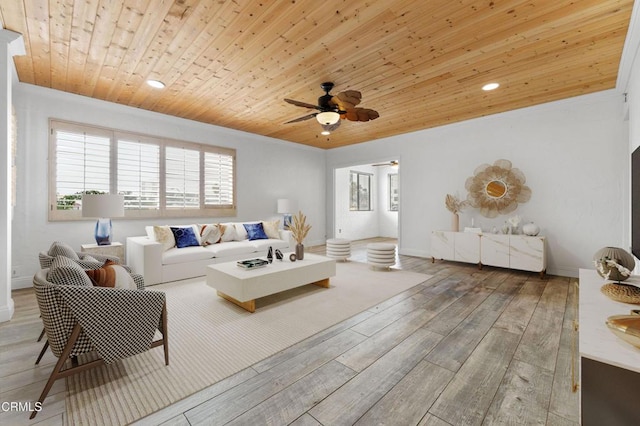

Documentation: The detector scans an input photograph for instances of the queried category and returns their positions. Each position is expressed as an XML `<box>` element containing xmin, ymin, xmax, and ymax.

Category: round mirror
<box><xmin>486</xmin><ymin>180</ymin><xmax>507</xmax><ymax>198</ymax></box>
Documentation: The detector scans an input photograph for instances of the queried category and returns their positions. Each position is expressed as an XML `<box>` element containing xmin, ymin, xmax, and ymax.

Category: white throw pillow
<box><xmin>262</xmin><ymin>220</ymin><xmax>280</xmax><ymax>239</ymax></box>
<box><xmin>220</xmin><ymin>223</ymin><xmax>237</xmax><ymax>242</ymax></box>
<box><xmin>154</xmin><ymin>225</ymin><xmax>176</xmax><ymax>251</ymax></box>
<box><xmin>199</xmin><ymin>223</ymin><xmax>223</xmax><ymax>245</ymax></box>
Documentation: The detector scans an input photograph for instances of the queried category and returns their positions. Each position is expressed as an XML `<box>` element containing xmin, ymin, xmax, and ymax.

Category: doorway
<box><xmin>333</xmin><ymin>160</ymin><xmax>399</xmax><ymax>243</ymax></box>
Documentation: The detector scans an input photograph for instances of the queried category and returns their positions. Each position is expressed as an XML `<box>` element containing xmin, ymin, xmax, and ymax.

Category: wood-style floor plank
<box><xmin>226</xmin><ymin>361</ymin><xmax>356</xmax><ymax>426</ymax></box>
<box><xmin>337</xmin><ymin>308</ymin><xmax>442</xmax><ymax>372</ymax></box>
<box><xmin>311</xmin><ymin>328</ymin><xmax>443</xmax><ymax>426</ymax></box>
<box><xmin>513</xmin><ymin>277</ymin><xmax>569</xmax><ymax>372</ymax></box>
<box><xmin>354</xmin><ymin>359</ymin><xmax>454</xmax><ymax>426</ymax></box>
<box><xmin>184</xmin><ymin>330</ymin><xmax>366</xmax><ymax>425</ymax></box>
<box><xmin>425</xmin><ymin>279</ymin><xmax>521</xmax><ymax>372</ymax></box>
<box><xmin>429</xmin><ymin>328</ymin><xmax>521</xmax><ymax>425</ymax></box>
<box><xmin>483</xmin><ymin>359</ymin><xmax>555</xmax><ymax>425</ymax></box>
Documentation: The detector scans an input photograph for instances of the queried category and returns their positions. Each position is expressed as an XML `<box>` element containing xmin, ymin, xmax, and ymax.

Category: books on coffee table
<box><xmin>237</xmin><ymin>258</ymin><xmax>269</xmax><ymax>269</ymax></box>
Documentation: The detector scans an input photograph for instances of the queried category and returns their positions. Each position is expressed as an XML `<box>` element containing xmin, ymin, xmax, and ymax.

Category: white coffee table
<box><xmin>206</xmin><ymin>253</ymin><xmax>336</xmax><ymax>312</ymax></box>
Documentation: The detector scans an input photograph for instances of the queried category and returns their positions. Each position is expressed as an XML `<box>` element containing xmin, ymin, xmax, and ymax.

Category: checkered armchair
<box><xmin>30</xmin><ymin>267</ymin><xmax>169</xmax><ymax>419</ymax></box>
<box><xmin>36</xmin><ymin>242</ymin><xmax>144</xmax><ymax>345</ymax></box>
<box><xmin>39</xmin><ymin>241</ymin><xmax>122</xmax><ymax>269</ymax></box>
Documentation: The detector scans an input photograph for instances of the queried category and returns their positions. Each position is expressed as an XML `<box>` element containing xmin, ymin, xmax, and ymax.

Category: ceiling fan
<box><xmin>284</xmin><ymin>82</ymin><xmax>379</xmax><ymax>134</ymax></box>
<box><xmin>373</xmin><ymin>160</ymin><xmax>399</xmax><ymax>167</ymax></box>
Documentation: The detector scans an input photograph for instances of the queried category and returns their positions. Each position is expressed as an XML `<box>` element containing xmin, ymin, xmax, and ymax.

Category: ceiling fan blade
<box><xmin>333</xmin><ymin>90</ymin><xmax>362</xmax><ymax>110</ymax></box>
<box><xmin>284</xmin><ymin>98</ymin><xmax>321</xmax><ymax>110</ymax></box>
<box><xmin>284</xmin><ymin>113</ymin><xmax>317</xmax><ymax>124</ymax></box>
<box><xmin>373</xmin><ymin>160</ymin><xmax>398</xmax><ymax>167</ymax></box>
<box><xmin>345</xmin><ymin>108</ymin><xmax>380</xmax><ymax>122</ymax></box>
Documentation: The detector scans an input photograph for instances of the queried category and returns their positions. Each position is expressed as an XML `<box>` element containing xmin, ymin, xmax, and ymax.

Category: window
<box><xmin>389</xmin><ymin>173</ymin><xmax>399</xmax><ymax>211</ymax></box>
<box><xmin>350</xmin><ymin>171</ymin><xmax>372</xmax><ymax>211</ymax></box>
<box><xmin>49</xmin><ymin>119</ymin><xmax>236</xmax><ymax>220</ymax></box>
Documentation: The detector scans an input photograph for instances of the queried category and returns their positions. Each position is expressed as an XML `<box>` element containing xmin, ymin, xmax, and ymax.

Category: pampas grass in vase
<box><xmin>290</xmin><ymin>210</ymin><xmax>311</xmax><ymax>260</ymax></box>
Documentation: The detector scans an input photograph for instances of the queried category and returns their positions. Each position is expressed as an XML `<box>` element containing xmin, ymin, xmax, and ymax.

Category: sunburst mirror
<box><xmin>465</xmin><ymin>159</ymin><xmax>531</xmax><ymax>218</ymax></box>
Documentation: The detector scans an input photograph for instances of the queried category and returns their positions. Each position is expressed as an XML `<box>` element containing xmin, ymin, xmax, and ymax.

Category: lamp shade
<box><xmin>82</xmin><ymin>194</ymin><xmax>125</xmax><ymax>218</ymax></box>
<box><xmin>316</xmin><ymin>111</ymin><xmax>340</xmax><ymax>125</ymax></box>
<box><xmin>277</xmin><ymin>199</ymin><xmax>296</xmax><ymax>214</ymax></box>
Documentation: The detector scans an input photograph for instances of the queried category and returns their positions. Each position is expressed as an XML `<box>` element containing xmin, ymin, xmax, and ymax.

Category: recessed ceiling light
<box><xmin>482</xmin><ymin>82</ymin><xmax>500</xmax><ymax>91</ymax></box>
<box><xmin>321</xmin><ymin>130</ymin><xmax>331</xmax><ymax>136</ymax></box>
<box><xmin>146</xmin><ymin>79</ymin><xmax>165</xmax><ymax>89</ymax></box>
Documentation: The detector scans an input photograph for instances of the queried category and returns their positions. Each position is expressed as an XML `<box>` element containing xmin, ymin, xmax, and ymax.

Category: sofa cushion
<box><xmin>205</xmin><ymin>241</ymin><xmax>257</xmax><ymax>257</ymax></box>
<box><xmin>249</xmin><ymin>238</ymin><xmax>288</xmax><ymax>252</ymax></box>
<box><xmin>171</xmin><ymin>226</ymin><xmax>201</xmax><ymax>248</ymax></box>
<box><xmin>244</xmin><ymin>222</ymin><xmax>268</xmax><ymax>240</ymax></box>
<box><xmin>162</xmin><ymin>246</ymin><xmax>213</xmax><ymax>265</ymax></box>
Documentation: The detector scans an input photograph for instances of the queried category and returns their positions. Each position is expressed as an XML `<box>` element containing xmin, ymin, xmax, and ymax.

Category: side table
<box><xmin>81</xmin><ymin>242</ymin><xmax>125</xmax><ymax>262</ymax></box>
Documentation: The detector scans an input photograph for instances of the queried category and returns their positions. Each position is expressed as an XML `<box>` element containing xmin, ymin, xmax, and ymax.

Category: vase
<box><xmin>451</xmin><ymin>213</ymin><xmax>459</xmax><ymax>232</ymax></box>
<box><xmin>593</xmin><ymin>246</ymin><xmax>635</xmax><ymax>282</ymax></box>
<box><xmin>295</xmin><ymin>243</ymin><xmax>304</xmax><ymax>260</ymax></box>
<box><xmin>522</xmin><ymin>222</ymin><xmax>540</xmax><ymax>236</ymax></box>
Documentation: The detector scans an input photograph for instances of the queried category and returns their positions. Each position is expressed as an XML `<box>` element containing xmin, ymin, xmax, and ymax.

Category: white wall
<box><xmin>333</xmin><ymin>163</ymin><xmax>398</xmax><ymax>240</ymax></box>
<box><xmin>326</xmin><ymin>90</ymin><xmax>628</xmax><ymax>277</ymax></box>
<box><xmin>377</xmin><ymin>165</ymin><xmax>399</xmax><ymax>238</ymax></box>
<box><xmin>11</xmin><ymin>84</ymin><xmax>327</xmax><ymax>288</ymax></box>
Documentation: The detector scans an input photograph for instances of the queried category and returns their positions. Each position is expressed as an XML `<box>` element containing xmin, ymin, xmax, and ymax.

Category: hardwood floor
<box><xmin>0</xmin><ymin>238</ymin><xmax>579</xmax><ymax>425</ymax></box>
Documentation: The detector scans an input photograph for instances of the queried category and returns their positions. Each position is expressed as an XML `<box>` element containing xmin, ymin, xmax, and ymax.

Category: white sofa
<box><xmin>126</xmin><ymin>222</ymin><xmax>293</xmax><ymax>285</ymax></box>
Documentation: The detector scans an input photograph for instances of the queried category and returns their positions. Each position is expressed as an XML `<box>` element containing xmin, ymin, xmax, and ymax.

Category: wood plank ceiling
<box><xmin>0</xmin><ymin>0</ymin><xmax>634</xmax><ymax>149</ymax></box>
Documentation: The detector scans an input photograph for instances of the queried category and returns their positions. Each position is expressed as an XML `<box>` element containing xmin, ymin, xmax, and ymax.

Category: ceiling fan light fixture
<box><xmin>482</xmin><ymin>82</ymin><xmax>500</xmax><ymax>91</ymax></box>
<box><xmin>316</xmin><ymin>111</ymin><xmax>340</xmax><ymax>125</ymax></box>
<box><xmin>147</xmin><ymin>79</ymin><xmax>165</xmax><ymax>89</ymax></box>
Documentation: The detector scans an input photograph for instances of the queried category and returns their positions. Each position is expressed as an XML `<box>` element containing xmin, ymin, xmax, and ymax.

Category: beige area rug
<box><xmin>65</xmin><ymin>261</ymin><xmax>431</xmax><ymax>425</ymax></box>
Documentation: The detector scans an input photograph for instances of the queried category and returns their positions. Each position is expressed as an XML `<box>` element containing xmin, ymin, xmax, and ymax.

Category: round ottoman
<box><xmin>326</xmin><ymin>238</ymin><xmax>351</xmax><ymax>261</ymax></box>
<box><xmin>367</xmin><ymin>243</ymin><xmax>396</xmax><ymax>269</ymax></box>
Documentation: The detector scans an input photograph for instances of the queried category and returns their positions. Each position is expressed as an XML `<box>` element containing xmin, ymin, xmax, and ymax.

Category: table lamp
<box><xmin>277</xmin><ymin>199</ymin><xmax>296</xmax><ymax>230</ymax></box>
<box><xmin>82</xmin><ymin>194</ymin><xmax>125</xmax><ymax>245</ymax></box>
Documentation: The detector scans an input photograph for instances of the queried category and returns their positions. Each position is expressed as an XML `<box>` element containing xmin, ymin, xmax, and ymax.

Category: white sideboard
<box><xmin>578</xmin><ymin>269</ymin><xmax>640</xmax><ymax>425</ymax></box>
<box><xmin>431</xmin><ymin>231</ymin><xmax>546</xmax><ymax>276</ymax></box>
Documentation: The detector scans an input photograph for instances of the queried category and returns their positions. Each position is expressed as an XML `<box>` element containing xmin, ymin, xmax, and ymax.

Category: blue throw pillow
<box><xmin>170</xmin><ymin>227</ymin><xmax>200</xmax><ymax>248</ymax></box>
<box><xmin>244</xmin><ymin>223</ymin><xmax>268</xmax><ymax>240</ymax></box>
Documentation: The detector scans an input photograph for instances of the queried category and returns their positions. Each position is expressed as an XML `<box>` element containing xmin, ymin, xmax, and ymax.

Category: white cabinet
<box><xmin>431</xmin><ymin>231</ymin><xmax>480</xmax><ymax>264</ymax></box>
<box><xmin>430</xmin><ymin>231</ymin><xmax>546</xmax><ymax>275</ymax></box>
<box><xmin>454</xmin><ymin>232</ymin><xmax>480</xmax><ymax>263</ymax></box>
<box><xmin>509</xmin><ymin>235</ymin><xmax>545</xmax><ymax>273</ymax></box>
<box><xmin>480</xmin><ymin>234</ymin><xmax>510</xmax><ymax>268</ymax></box>
<box><xmin>431</xmin><ymin>230</ymin><xmax>455</xmax><ymax>261</ymax></box>
<box><xmin>578</xmin><ymin>269</ymin><xmax>640</xmax><ymax>425</ymax></box>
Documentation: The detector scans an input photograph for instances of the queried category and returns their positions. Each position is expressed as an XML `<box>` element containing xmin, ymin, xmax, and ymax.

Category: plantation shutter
<box><xmin>204</xmin><ymin>151</ymin><xmax>234</xmax><ymax>206</ymax></box>
<box><xmin>166</xmin><ymin>146</ymin><xmax>200</xmax><ymax>208</ymax></box>
<box><xmin>117</xmin><ymin>139</ymin><xmax>160</xmax><ymax>210</ymax></box>
<box><xmin>54</xmin><ymin>128</ymin><xmax>110</xmax><ymax>211</ymax></box>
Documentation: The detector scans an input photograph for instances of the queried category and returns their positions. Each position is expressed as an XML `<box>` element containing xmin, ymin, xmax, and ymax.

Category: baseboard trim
<box><xmin>398</xmin><ymin>248</ymin><xmax>429</xmax><ymax>258</ymax></box>
<box><xmin>12</xmin><ymin>275</ymin><xmax>32</xmax><ymax>290</ymax></box>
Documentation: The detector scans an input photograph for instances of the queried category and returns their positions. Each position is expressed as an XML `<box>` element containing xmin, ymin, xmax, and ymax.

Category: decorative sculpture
<box><xmin>465</xmin><ymin>159</ymin><xmax>531</xmax><ymax>218</ymax></box>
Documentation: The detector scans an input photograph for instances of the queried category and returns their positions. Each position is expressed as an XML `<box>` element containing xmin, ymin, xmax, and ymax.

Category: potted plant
<box><xmin>289</xmin><ymin>211</ymin><xmax>311</xmax><ymax>260</ymax></box>
<box><xmin>445</xmin><ymin>194</ymin><xmax>467</xmax><ymax>232</ymax></box>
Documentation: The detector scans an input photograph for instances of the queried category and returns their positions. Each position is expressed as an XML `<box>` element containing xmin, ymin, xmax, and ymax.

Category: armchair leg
<box><xmin>37</xmin><ymin>327</ymin><xmax>46</xmax><ymax>342</ymax></box>
<box><xmin>162</xmin><ymin>302</ymin><xmax>169</xmax><ymax>366</ymax></box>
<box><xmin>35</xmin><ymin>340</ymin><xmax>49</xmax><ymax>365</ymax></box>
<box><xmin>150</xmin><ymin>302</ymin><xmax>169</xmax><ymax>365</ymax></box>
<box><xmin>30</xmin><ymin>323</ymin><xmax>82</xmax><ymax>419</ymax></box>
